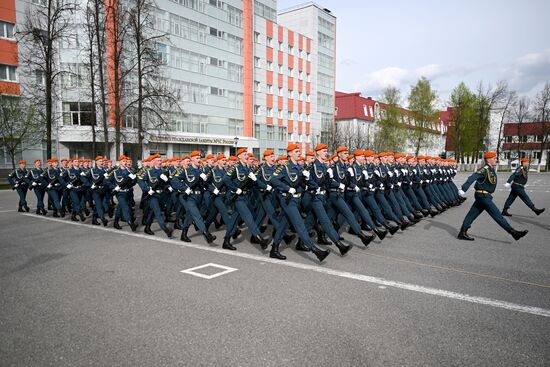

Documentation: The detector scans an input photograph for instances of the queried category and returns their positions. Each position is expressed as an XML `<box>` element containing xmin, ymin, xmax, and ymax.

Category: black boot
<box><xmin>295</xmin><ymin>239</ymin><xmax>311</xmax><ymax>252</ymax></box>
<box><xmin>270</xmin><ymin>242</ymin><xmax>286</xmax><ymax>260</ymax></box>
<box><xmin>203</xmin><ymin>231</ymin><xmax>216</xmax><ymax>244</ymax></box>
<box><xmin>41</xmin><ymin>208</ymin><xmax>48</xmax><ymax>215</ymax></box>
<box><xmin>251</xmin><ymin>234</ymin><xmax>270</xmax><ymax>250</ymax></box>
<box><xmin>141</xmin><ymin>216</ymin><xmax>147</xmax><ymax>226</ymax></box>
<box><xmin>385</xmin><ymin>222</ymin><xmax>399</xmax><ymax>235</ymax></box>
<box><xmin>231</xmin><ymin>228</ymin><xmax>241</xmax><ymax>240</ymax></box>
<box><xmin>70</xmin><ymin>212</ymin><xmax>78</xmax><ymax>221</ymax></box>
<box><xmin>113</xmin><ymin>218</ymin><xmax>122</xmax><ymax>230</ymax></box>
<box><xmin>180</xmin><ymin>227</ymin><xmax>191</xmax><ymax>242</ymax></box>
<box><xmin>283</xmin><ymin>233</ymin><xmax>296</xmax><ymax>245</ymax></box>
<box><xmin>223</xmin><ymin>237</ymin><xmax>236</xmax><ymax>250</ymax></box>
<box><xmin>457</xmin><ymin>226</ymin><xmax>474</xmax><ymax>241</ymax></box>
<box><xmin>358</xmin><ymin>232</ymin><xmax>375</xmax><ymax>247</ymax></box>
<box><xmin>534</xmin><ymin>208</ymin><xmax>545</xmax><ymax>216</ymax></box>
<box><xmin>36</xmin><ymin>209</ymin><xmax>41</xmax><ymax>215</ymax></box>
<box><xmin>420</xmin><ymin>208</ymin><xmax>429</xmax><ymax>217</ymax></box>
<box><xmin>79</xmin><ymin>212</ymin><xmax>86</xmax><ymax>222</ymax></box>
<box><xmin>144</xmin><ymin>224</ymin><xmax>154</xmax><ymax>235</ymax></box>
<box><xmin>413</xmin><ymin>211</ymin><xmax>424</xmax><ymax>220</ymax></box>
<box><xmin>334</xmin><ymin>241</ymin><xmax>352</xmax><ymax>256</ymax></box>
<box><xmin>429</xmin><ymin>207</ymin><xmax>439</xmax><ymax>217</ymax></box>
<box><xmin>400</xmin><ymin>218</ymin><xmax>410</xmax><ymax>230</ymax></box>
<box><xmin>214</xmin><ymin>219</ymin><xmax>222</xmax><ymax>229</ymax></box>
<box><xmin>101</xmin><ymin>216</ymin><xmax>108</xmax><ymax>227</ymax></box>
<box><xmin>24</xmin><ymin>205</ymin><xmax>30</xmax><ymax>212</ymax></box>
<box><xmin>53</xmin><ymin>209</ymin><xmax>60</xmax><ymax>218</ymax></box>
<box><xmin>18</xmin><ymin>207</ymin><xmax>24</xmax><ymax>213</ymax></box>
<box><xmin>92</xmin><ymin>216</ymin><xmax>100</xmax><ymax>225</ymax></box>
<box><xmin>373</xmin><ymin>227</ymin><xmax>388</xmax><ymax>241</ymax></box>
<box><xmin>59</xmin><ymin>207</ymin><xmax>66</xmax><ymax>217</ymax></box>
<box><xmin>174</xmin><ymin>219</ymin><xmax>183</xmax><ymax>230</ymax></box>
<box><xmin>259</xmin><ymin>224</ymin><xmax>268</xmax><ymax>233</ymax></box>
<box><xmin>311</xmin><ymin>245</ymin><xmax>330</xmax><ymax>262</ymax></box>
<box><xmin>509</xmin><ymin>228</ymin><xmax>528</xmax><ymax>241</ymax></box>
<box><xmin>83</xmin><ymin>208</ymin><xmax>90</xmax><ymax>217</ymax></box>
<box><xmin>316</xmin><ymin>225</ymin><xmax>331</xmax><ymax>245</ymax></box>
<box><xmin>129</xmin><ymin>221</ymin><xmax>138</xmax><ymax>232</ymax></box>
<box><xmin>501</xmin><ymin>207</ymin><xmax>512</xmax><ymax>217</ymax></box>
<box><xmin>162</xmin><ymin>225</ymin><xmax>173</xmax><ymax>238</ymax></box>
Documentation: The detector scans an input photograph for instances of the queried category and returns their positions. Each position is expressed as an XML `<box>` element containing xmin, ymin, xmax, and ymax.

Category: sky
<box><xmin>277</xmin><ymin>0</ymin><xmax>550</xmax><ymax>107</ymax></box>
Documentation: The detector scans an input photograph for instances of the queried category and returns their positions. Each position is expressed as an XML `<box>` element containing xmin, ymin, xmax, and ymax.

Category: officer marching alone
<box><xmin>501</xmin><ymin>157</ymin><xmax>545</xmax><ymax>217</ymax></box>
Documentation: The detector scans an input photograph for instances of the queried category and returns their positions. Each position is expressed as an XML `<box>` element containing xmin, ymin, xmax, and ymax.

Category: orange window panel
<box><xmin>306</xmin><ymin>122</ymin><xmax>311</xmax><ymax>135</ymax></box>
<box><xmin>287</xmin><ymin>76</ymin><xmax>294</xmax><ymax>89</ymax></box>
<box><xmin>0</xmin><ymin>0</ymin><xmax>16</xmax><ymax>22</ymax></box>
<box><xmin>278</xmin><ymin>96</ymin><xmax>283</xmax><ymax>109</ymax></box>
<box><xmin>278</xmin><ymin>25</ymin><xmax>284</xmax><ymax>41</ymax></box>
<box><xmin>298</xmin><ymin>35</ymin><xmax>303</xmax><ymax>50</ymax></box>
<box><xmin>0</xmin><ymin>81</ymin><xmax>20</xmax><ymax>95</ymax></box>
<box><xmin>0</xmin><ymin>39</ymin><xmax>18</xmax><ymax>65</ymax></box>
<box><xmin>266</xmin><ymin>117</ymin><xmax>273</xmax><ymax>125</ymax></box>
<box><xmin>306</xmin><ymin>82</ymin><xmax>311</xmax><ymax>94</ymax></box>
<box><xmin>306</xmin><ymin>38</ymin><xmax>311</xmax><ymax>53</ymax></box>
<box><xmin>287</xmin><ymin>99</ymin><xmax>294</xmax><ymax>111</ymax></box>
<box><xmin>306</xmin><ymin>102</ymin><xmax>311</xmax><ymax>114</ymax></box>
<box><xmin>287</xmin><ymin>30</ymin><xmax>294</xmax><ymax>46</ymax></box>
<box><xmin>277</xmin><ymin>73</ymin><xmax>283</xmax><ymax>86</ymax></box>
<box><xmin>288</xmin><ymin>120</ymin><xmax>294</xmax><ymax>133</ymax></box>
<box><xmin>298</xmin><ymin>58</ymin><xmax>303</xmax><ymax>71</ymax></box>
<box><xmin>297</xmin><ymin>121</ymin><xmax>303</xmax><ymax>134</ymax></box>
<box><xmin>266</xmin><ymin>19</ymin><xmax>273</xmax><ymax>38</ymax></box>
<box><xmin>288</xmin><ymin>54</ymin><xmax>294</xmax><ymax>68</ymax></box>
<box><xmin>266</xmin><ymin>47</ymin><xmax>273</xmax><ymax>61</ymax></box>
<box><xmin>298</xmin><ymin>80</ymin><xmax>303</xmax><ymax>92</ymax></box>
<box><xmin>266</xmin><ymin>94</ymin><xmax>273</xmax><ymax>108</ymax></box>
<box><xmin>278</xmin><ymin>118</ymin><xmax>283</xmax><ymax>126</ymax></box>
<box><xmin>266</xmin><ymin>70</ymin><xmax>273</xmax><ymax>85</ymax></box>
<box><xmin>298</xmin><ymin>101</ymin><xmax>302</xmax><ymax>113</ymax></box>
<box><xmin>306</xmin><ymin>61</ymin><xmax>311</xmax><ymax>74</ymax></box>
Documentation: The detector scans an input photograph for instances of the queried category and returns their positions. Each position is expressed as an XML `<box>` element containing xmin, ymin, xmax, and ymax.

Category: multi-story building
<box><xmin>501</xmin><ymin>121</ymin><xmax>549</xmax><ymax>168</ymax></box>
<box><xmin>335</xmin><ymin>91</ymin><xmax>448</xmax><ymax>156</ymax></box>
<box><xmin>278</xmin><ymin>2</ymin><xmax>336</xmax><ymax>148</ymax></box>
<box><xmin>1</xmin><ymin>0</ymin><xmax>335</xmax><ymax>166</ymax></box>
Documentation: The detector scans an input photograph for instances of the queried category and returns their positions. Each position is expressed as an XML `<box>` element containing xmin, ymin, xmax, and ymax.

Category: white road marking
<box><xmin>0</xmin><ymin>210</ymin><xmax>15</xmax><ymax>213</ymax></box>
<box><xmin>21</xmin><ymin>213</ymin><xmax>550</xmax><ymax>319</ymax></box>
<box><xmin>378</xmin><ymin>286</ymin><xmax>387</xmax><ymax>289</ymax></box>
<box><xmin>180</xmin><ymin>263</ymin><xmax>238</xmax><ymax>279</ymax></box>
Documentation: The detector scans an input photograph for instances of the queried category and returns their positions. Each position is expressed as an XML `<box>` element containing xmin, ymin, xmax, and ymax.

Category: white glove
<box><xmin>362</xmin><ymin>170</ymin><xmax>369</xmax><ymax>179</ymax></box>
<box><xmin>401</xmin><ymin>169</ymin><xmax>407</xmax><ymax>175</ymax></box>
<box><xmin>32</xmin><ymin>182</ymin><xmax>37</xmax><ymax>186</ymax></box>
<box><xmin>347</xmin><ymin>167</ymin><xmax>354</xmax><ymax>175</ymax></box>
<box><xmin>66</xmin><ymin>184</ymin><xmax>73</xmax><ymax>189</ymax></box>
<box><xmin>288</xmin><ymin>187</ymin><xmax>296</xmax><ymax>194</ymax></box>
<box><xmin>266</xmin><ymin>184</ymin><xmax>272</xmax><ymax>192</ymax></box>
<box><xmin>375</xmin><ymin>170</ymin><xmax>381</xmax><ymax>177</ymax></box>
<box><xmin>458</xmin><ymin>189</ymin><xmax>466</xmax><ymax>197</ymax></box>
<box><xmin>148</xmin><ymin>188</ymin><xmax>155</xmax><ymax>196</ymax></box>
<box><xmin>114</xmin><ymin>185</ymin><xmax>121</xmax><ymax>192</ymax></box>
<box><xmin>185</xmin><ymin>187</ymin><xmax>192</xmax><ymax>195</ymax></box>
<box><xmin>200</xmin><ymin>173</ymin><xmax>208</xmax><ymax>181</ymax></box>
<box><xmin>388</xmin><ymin>171</ymin><xmax>394</xmax><ymax>177</ymax></box>
<box><xmin>168</xmin><ymin>186</ymin><xmax>173</xmax><ymax>192</ymax></box>
<box><xmin>80</xmin><ymin>171</ymin><xmax>86</xmax><ymax>176</ymax></box>
<box><xmin>420</xmin><ymin>180</ymin><xmax>424</xmax><ymax>184</ymax></box>
<box><xmin>379</xmin><ymin>183</ymin><xmax>384</xmax><ymax>189</ymax></box>
<box><xmin>369</xmin><ymin>184</ymin><xmax>374</xmax><ymax>189</ymax></box>
<box><xmin>338</xmin><ymin>183</ymin><xmax>345</xmax><ymax>190</ymax></box>
<box><xmin>397</xmin><ymin>182</ymin><xmax>402</xmax><ymax>187</ymax></box>
<box><xmin>302</xmin><ymin>170</ymin><xmax>310</xmax><ymax>179</ymax></box>
<box><xmin>315</xmin><ymin>187</ymin><xmax>321</xmax><ymax>194</ymax></box>
<box><xmin>236</xmin><ymin>188</ymin><xmax>243</xmax><ymax>195</ymax></box>
<box><xmin>47</xmin><ymin>184</ymin><xmax>52</xmax><ymax>189</ymax></box>
<box><xmin>160</xmin><ymin>173</ymin><xmax>168</xmax><ymax>182</ymax></box>
<box><xmin>247</xmin><ymin>172</ymin><xmax>257</xmax><ymax>181</ymax></box>
<box><xmin>354</xmin><ymin>186</ymin><xmax>360</xmax><ymax>192</ymax></box>
<box><xmin>390</xmin><ymin>184</ymin><xmax>394</xmax><ymax>189</ymax></box>
<box><xmin>394</xmin><ymin>169</ymin><xmax>400</xmax><ymax>177</ymax></box>
<box><xmin>103</xmin><ymin>173</ymin><xmax>109</xmax><ymax>178</ymax></box>
<box><xmin>91</xmin><ymin>184</ymin><xmax>96</xmax><ymax>189</ymax></box>
<box><xmin>504</xmin><ymin>183</ymin><xmax>511</xmax><ymax>188</ymax></box>
<box><xmin>14</xmin><ymin>183</ymin><xmax>19</xmax><ymax>188</ymax></box>
<box><xmin>129</xmin><ymin>173</ymin><xmax>136</xmax><ymax>180</ymax></box>
<box><xmin>213</xmin><ymin>188</ymin><xmax>220</xmax><ymax>195</ymax></box>
<box><xmin>327</xmin><ymin>168</ymin><xmax>334</xmax><ymax>178</ymax></box>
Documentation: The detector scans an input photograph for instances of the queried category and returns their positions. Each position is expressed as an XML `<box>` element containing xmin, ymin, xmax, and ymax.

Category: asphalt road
<box><xmin>1</xmin><ymin>173</ymin><xmax>549</xmax><ymax>366</ymax></box>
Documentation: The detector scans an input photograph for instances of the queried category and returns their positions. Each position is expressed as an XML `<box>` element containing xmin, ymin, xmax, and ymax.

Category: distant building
<box><xmin>502</xmin><ymin>121</ymin><xmax>550</xmax><ymax>167</ymax></box>
<box><xmin>334</xmin><ymin>91</ymin><xmax>448</xmax><ymax>155</ymax></box>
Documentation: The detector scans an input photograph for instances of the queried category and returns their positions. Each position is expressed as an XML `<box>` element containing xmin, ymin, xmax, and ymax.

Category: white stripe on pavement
<box><xmin>22</xmin><ymin>213</ymin><xmax>550</xmax><ymax>319</ymax></box>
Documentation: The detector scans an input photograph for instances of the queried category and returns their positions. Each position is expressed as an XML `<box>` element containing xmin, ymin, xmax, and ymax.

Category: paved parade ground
<box><xmin>1</xmin><ymin>172</ymin><xmax>549</xmax><ymax>366</ymax></box>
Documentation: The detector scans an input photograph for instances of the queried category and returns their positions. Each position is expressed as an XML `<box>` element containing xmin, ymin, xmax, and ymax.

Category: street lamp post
<box><xmin>232</xmin><ymin>136</ymin><xmax>239</xmax><ymax>155</ymax></box>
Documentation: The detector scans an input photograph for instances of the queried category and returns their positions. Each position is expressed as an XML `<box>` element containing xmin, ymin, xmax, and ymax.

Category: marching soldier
<box><xmin>458</xmin><ymin>151</ymin><xmax>528</xmax><ymax>241</ymax></box>
<box><xmin>87</xmin><ymin>156</ymin><xmax>111</xmax><ymax>226</ymax></box>
<box><xmin>8</xmin><ymin>160</ymin><xmax>30</xmax><ymax>212</ymax></box>
<box><xmin>501</xmin><ymin>158</ymin><xmax>545</xmax><ymax>217</ymax></box>
<box><xmin>41</xmin><ymin>158</ymin><xmax>66</xmax><ymax>218</ymax></box>
<box><xmin>27</xmin><ymin>159</ymin><xmax>47</xmax><ymax>215</ymax></box>
<box><xmin>109</xmin><ymin>155</ymin><xmax>138</xmax><ymax>232</ymax></box>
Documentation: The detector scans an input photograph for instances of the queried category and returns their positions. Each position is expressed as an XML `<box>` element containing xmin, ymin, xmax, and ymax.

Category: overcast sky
<box><xmin>278</xmin><ymin>0</ymin><xmax>550</xmax><ymax>107</ymax></box>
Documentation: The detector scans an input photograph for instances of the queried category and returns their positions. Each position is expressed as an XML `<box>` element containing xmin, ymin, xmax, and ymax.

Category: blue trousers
<box><xmin>91</xmin><ymin>190</ymin><xmax>109</xmax><ymax>218</ymax></box>
<box><xmin>275</xmin><ymin>196</ymin><xmax>315</xmax><ymax>248</ymax></box>
<box><xmin>69</xmin><ymin>189</ymin><xmax>83</xmax><ymax>214</ymax></box>
<box><xmin>182</xmin><ymin>194</ymin><xmax>205</xmax><ymax>232</ymax></box>
<box><xmin>361</xmin><ymin>191</ymin><xmax>389</xmax><ymax>226</ymax></box>
<box><xmin>48</xmin><ymin>189</ymin><xmax>63</xmax><ymax>210</ymax></box>
<box><xmin>329</xmin><ymin>193</ymin><xmax>362</xmax><ymax>235</ymax></box>
<box><xmin>385</xmin><ymin>190</ymin><xmax>405</xmax><ymax>219</ymax></box>
<box><xmin>304</xmin><ymin>194</ymin><xmax>340</xmax><ymax>242</ymax></box>
<box><xmin>32</xmin><ymin>187</ymin><xmax>46</xmax><ymax>209</ymax></box>
<box><xmin>462</xmin><ymin>193</ymin><xmax>512</xmax><ymax>232</ymax></box>
<box><xmin>146</xmin><ymin>195</ymin><xmax>166</xmax><ymax>227</ymax></box>
<box><xmin>374</xmin><ymin>190</ymin><xmax>400</xmax><ymax>223</ymax></box>
<box><xmin>115</xmin><ymin>192</ymin><xmax>133</xmax><ymax>223</ymax></box>
<box><xmin>504</xmin><ymin>186</ymin><xmax>536</xmax><ymax>211</ymax></box>
<box><xmin>225</xmin><ymin>196</ymin><xmax>260</xmax><ymax>238</ymax></box>
<box><xmin>345</xmin><ymin>192</ymin><xmax>376</xmax><ymax>229</ymax></box>
<box><xmin>15</xmin><ymin>187</ymin><xmax>28</xmax><ymax>207</ymax></box>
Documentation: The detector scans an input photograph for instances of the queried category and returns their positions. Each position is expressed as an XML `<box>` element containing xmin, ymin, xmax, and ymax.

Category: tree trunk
<box><xmin>94</xmin><ymin>0</ymin><xmax>109</xmax><ymax>159</ymax></box>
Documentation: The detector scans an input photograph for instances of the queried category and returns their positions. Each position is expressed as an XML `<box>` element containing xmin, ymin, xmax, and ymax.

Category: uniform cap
<box><xmin>95</xmin><ymin>156</ymin><xmax>104</xmax><ymax>161</ymax></box>
<box><xmin>34</xmin><ymin>159</ymin><xmax>41</xmax><ymax>164</ymax></box>
<box><xmin>305</xmin><ymin>151</ymin><xmax>315</xmax><ymax>157</ymax></box>
<box><xmin>18</xmin><ymin>160</ymin><xmax>26</xmax><ymax>164</ymax></box>
<box><xmin>484</xmin><ymin>151</ymin><xmax>497</xmax><ymax>159</ymax></box>
<box><xmin>190</xmin><ymin>151</ymin><xmax>201</xmax><ymax>157</ymax></box>
<box><xmin>217</xmin><ymin>154</ymin><xmax>226</xmax><ymax>161</ymax></box>
<box><xmin>286</xmin><ymin>143</ymin><xmax>300</xmax><ymax>152</ymax></box>
<box><xmin>205</xmin><ymin>154</ymin><xmax>214</xmax><ymax>159</ymax></box>
<box><xmin>364</xmin><ymin>150</ymin><xmax>375</xmax><ymax>157</ymax></box>
<box><xmin>263</xmin><ymin>149</ymin><xmax>275</xmax><ymax>157</ymax></box>
<box><xmin>520</xmin><ymin>157</ymin><xmax>529</xmax><ymax>163</ymax></box>
<box><xmin>228</xmin><ymin>156</ymin><xmax>238</xmax><ymax>161</ymax></box>
<box><xmin>236</xmin><ymin>148</ymin><xmax>248</xmax><ymax>156</ymax></box>
<box><xmin>354</xmin><ymin>149</ymin><xmax>364</xmax><ymax>157</ymax></box>
<box><xmin>314</xmin><ymin>143</ymin><xmax>328</xmax><ymax>151</ymax></box>
<box><xmin>336</xmin><ymin>146</ymin><xmax>349</xmax><ymax>153</ymax></box>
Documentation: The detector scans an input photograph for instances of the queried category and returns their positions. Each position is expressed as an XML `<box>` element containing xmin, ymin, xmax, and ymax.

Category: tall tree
<box><xmin>511</xmin><ymin>96</ymin><xmax>531</xmax><ymax>159</ymax></box>
<box><xmin>533</xmin><ymin>81</ymin><xmax>550</xmax><ymax>171</ymax></box>
<box><xmin>448</xmin><ymin>82</ymin><xmax>476</xmax><ymax>163</ymax></box>
<box><xmin>374</xmin><ymin>86</ymin><xmax>407</xmax><ymax>152</ymax></box>
<box><xmin>0</xmin><ymin>94</ymin><xmax>45</xmax><ymax>169</ymax></box>
<box><xmin>408</xmin><ymin>77</ymin><xmax>438</xmax><ymax>157</ymax></box>
<box><xmin>16</xmin><ymin>0</ymin><xmax>78</xmax><ymax>158</ymax></box>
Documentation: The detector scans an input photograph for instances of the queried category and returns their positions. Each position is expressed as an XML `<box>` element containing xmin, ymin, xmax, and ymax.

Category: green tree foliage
<box><xmin>374</xmin><ymin>86</ymin><xmax>407</xmax><ymax>152</ymax></box>
<box><xmin>448</xmin><ymin>82</ymin><xmax>477</xmax><ymax>162</ymax></box>
<box><xmin>408</xmin><ymin>77</ymin><xmax>439</xmax><ymax>156</ymax></box>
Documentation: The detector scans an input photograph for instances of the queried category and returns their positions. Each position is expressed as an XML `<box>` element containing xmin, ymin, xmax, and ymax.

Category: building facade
<box><xmin>501</xmin><ymin>121</ymin><xmax>549</xmax><ymax>168</ymax></box>
<box><xmin>0</xmin><ymin>0</ymin><xmax>335</xmax><ymax>166</ymax></box>
<box><xmin>335</xmin><ymin>91</ymin><xmax>447</xmax><ymax>156</ymax></box>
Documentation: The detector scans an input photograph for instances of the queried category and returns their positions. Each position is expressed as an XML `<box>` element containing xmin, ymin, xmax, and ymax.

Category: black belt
<box><xmin>282</xmin><ymin>192</ymin><xmax>302</xmax><ymax>198</ymax></box>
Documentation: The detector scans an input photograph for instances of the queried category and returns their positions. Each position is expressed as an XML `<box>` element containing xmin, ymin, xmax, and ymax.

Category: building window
<box><xmin>288</xmin><ymin>45</ymin><xmax>293</xmax><ymax>54</ymax></box>
<box><xmin>533</xmin><ymin>152</ymin><xmax>541</xmax><ymax>159</ymax></box>
<box><xmin>278</xmin><ymin>87</ymin><xmax>283</xmax><ymax>97</ymax></box>
<box><xmin>267</xmin><ymin>125</ymin><xmax>274</xmax><ymax>140</ymax></box>
<box><xmin>254</xmin><ymin>32</ymin><xmax>261</xmax><ymax>43</ymax></box>
<box><xmin>298</xmin><ymin>49</ymin><xmax>303</xmax><ymax>58</ymax></box>
<box><xmin>0</xmin><ymin>21</ymin><xmax>15</xmax><ymax>39</ymax></box>
<box><xmin>288</xmin><ymin>67</ymin><xmax>294</xmax><ymax>77</ymax></box>
<box><xmin>255</xmin><ymin>81</ymin><xmax>261</xmax><ymax>92</ymax></box>
<box><xmin>35</xmin><ymin>70</ymin><xmax>46</xmax><ymax>85</ymax></box>
<box><xmin>254</xmin><ymin>56</ymin><xmax>261</xmax><ymax>67</ymax></box>
<box><xmin>210</xmin><ymin>87</ymin><xmax>225</xmax><ymax>96</ymax></box>
<box><xmin>266</xmin><ymin>107</ymin><xmax>273</xmax><ymax>117</ymax></box>
<box><xmin>267</xmin><ymin>84</ymin><xmax>273</xmax><ymax>94</ymax></box>
<box><xmin>277</xmin><ymin>109</ymin><xmax>283</xmax><ymax>119</ymax></box>
<box><xmin>0</xmin><ymin>64</ymin><xmax>17</xmax><ymax>82</ymax></box>
<box><xmin>306</xmin><ymin>114</ymin><xmax>310</xmax><ymax>122</ymax></box>
<box><xmin>278</xmin><ymin>41</ymin><xmax>283</xmax><ymax>50</ymax></box>
<box><xmin>298</xmin><ymin>71</ymin><xmax>303</xmax><ymax>80</ymax></box>
<box><xmin>266</xmin><ymin>36</ymin><xmax>273</xmax><ymax>47</ymax></box>
<box><xmin>278</xmin><ymin>64</ymin><xmax>283</xmax><ymax>74</ymax></box>
<box><xmin>266</xmin><ymin>61</ymin><xmax>273</xmax><ymax>71</ymax></box>
<box><xmin>31</xmin><ymin>0</ymin><xmax>47</xmax><ymax>5</ymax></box>
<box><xmin>306</xmin><ymin>94</ymin><xmax>311</xmax><ymax>102</ymax></box>
<box><xmin>254</xmin><ymin>105</ymin><xmax>261</xmax><ymax>115</ymax></box>
<box><xmin>287</xmin><ymin>89</ymin><xmax>293</xmax><ymax>97</ymax></box>
<box><xmin>62</xmin><ymin>102</ymin><xmax>96</xmax><ymax>126</ymax></box>
<box><xmin>306</xmin><ymin>52</ymin><xmax>311</xmax><ymax>61</ymax></box>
